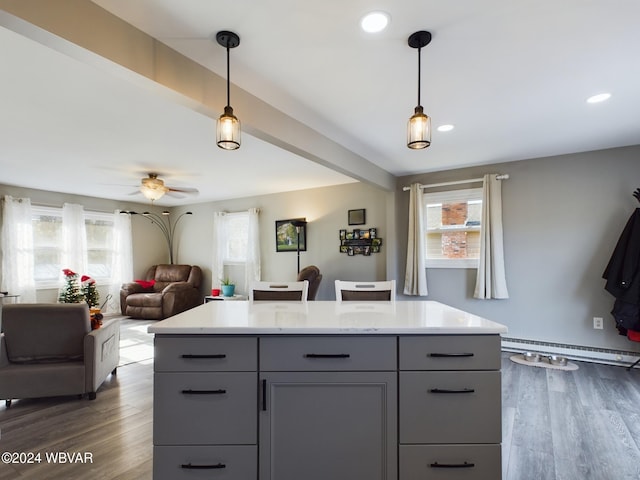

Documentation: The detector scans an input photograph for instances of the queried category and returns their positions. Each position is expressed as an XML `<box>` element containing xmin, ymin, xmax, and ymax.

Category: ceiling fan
<box><xmin>135</xmin><ymin>173</ymin><xmax>199</xmax><ymax>202</ymax></box>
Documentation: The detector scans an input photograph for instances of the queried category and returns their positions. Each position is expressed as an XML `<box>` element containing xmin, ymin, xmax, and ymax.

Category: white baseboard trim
<box><xmin>502</xmin><ymin>337</ymin><xmax>640</xmax><ymax>368</ymax></box>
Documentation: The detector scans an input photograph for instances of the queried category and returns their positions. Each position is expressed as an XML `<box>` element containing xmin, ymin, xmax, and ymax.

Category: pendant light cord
<box><xmin>417</xmin><ymin>47</ymin><xmax>422</xmax><ymax>107</ymax></box>
<box><xmin>226</xmin><ymin>44</ymin><xmax>231</xmax><ymax>108</ymax></box>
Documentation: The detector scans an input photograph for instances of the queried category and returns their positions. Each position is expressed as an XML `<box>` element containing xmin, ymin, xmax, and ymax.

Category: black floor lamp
<box><xmin>290</xmin><ymin>219</ymin><xmax>307</xmax><ymax>274</ymax></box>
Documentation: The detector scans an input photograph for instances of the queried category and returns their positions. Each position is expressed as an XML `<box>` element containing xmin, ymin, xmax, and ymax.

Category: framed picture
<box><xmin>275</xmin><ymin>218</ymin><xmax>307</xmax><ymax>252</ymax></box>
<box><xmin>339</xmin><ymin>229</ymin><xmax>347</xmax><ymax>240</ymax></box>
<box><xmin>348</xmin><ymin>209</ymin><xmax>366</xmax><ymax>225</ymax></box>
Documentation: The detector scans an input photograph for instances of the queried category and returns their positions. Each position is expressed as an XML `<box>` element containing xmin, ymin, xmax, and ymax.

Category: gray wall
<box><xmin>394</xmin><ymin>145</ymin><xmax>640</xmax><ymax>352</ymax></box>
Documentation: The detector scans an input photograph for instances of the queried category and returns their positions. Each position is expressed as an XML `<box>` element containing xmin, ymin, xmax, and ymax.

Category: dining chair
<box><xmin>334</xmin><ymin>280</ymin><xmax>396</xmax><ymax>301</ymax></box>
<box><xmin>249</xmin><ymin>281</ymin><xmax>309</xmax><ymax>301</ymax></box>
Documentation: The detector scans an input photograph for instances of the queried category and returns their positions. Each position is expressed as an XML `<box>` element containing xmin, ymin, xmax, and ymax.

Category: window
<box><xmin>85</xmin><ymin>211</ymin><xmax>115</xmax><ymax>281</ymax></box>
<box><xmin>223</xmin><ymin>211</ymin><xmax>249</xmax><ymax>264</ymax></box>
<box><xmin>424</xmin><ymin>188</ymin><xmax>482</xmax><ymax>268</ymax></box>
<box><xmin>32</xmin><ymin>206</ymin><xmax>115</xmax><ymax>287</ymax></box>
<box><xmin>32</xmin><ymin>207</ymin><xmax>63</xmax><ymax>285</ymax></box>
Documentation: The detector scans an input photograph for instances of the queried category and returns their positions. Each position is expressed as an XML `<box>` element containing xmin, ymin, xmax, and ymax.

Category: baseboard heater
<box><xmin>501</xmin><ymin>336</ymin><xmax>640</xmax><ymax>367</ymax></box>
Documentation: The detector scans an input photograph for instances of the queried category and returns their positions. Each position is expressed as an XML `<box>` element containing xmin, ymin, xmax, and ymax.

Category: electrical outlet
<box><xmin>593</xmin><ymin>317</ymin><xmax>604</xmax><ymax>329</ymax></box>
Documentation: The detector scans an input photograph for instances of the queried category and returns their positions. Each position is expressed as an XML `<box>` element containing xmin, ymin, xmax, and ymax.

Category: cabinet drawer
<box><xmin>154</xmin><ymin>372</ymin><xmax>256</xmax><ymax>445</ymax></box>
<box><xmin>154</xmin><ymin>445</ymin><xmax>257</xmax><ymax>480</ymax></box>
<box><xmin>400</xmin><ymin>444</ymin><xmax>500</xmax><ymax>480</ymax></box>
<box><xmin>399</xmin><ymin>335</ymin><xmax>500</xmax><ymax>370</ymax></box>
<box><xmin>399</xmin><ymin>371</ymin><xmax>501</xmax><ymax>444</ymax></box>
<box><xmin>155</xmin><ymin>336</ymin><xmax>257</xmax><ymax>372</ymax></box>
<box><xmin>260</xmin><ymin>336</ymin><xmax>396</xmax><ymax>371</ymax></box>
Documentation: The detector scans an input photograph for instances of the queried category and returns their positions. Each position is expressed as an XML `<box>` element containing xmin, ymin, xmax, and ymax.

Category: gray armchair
<box><xmin>120</xmin><ymin>264</ymin><xmax>202</xmax><ymax>319</ymax></box>
<box><xmin>0</xmin><ymin>303</ymin><xmax>120</xmax><ymax>407</ymax></box>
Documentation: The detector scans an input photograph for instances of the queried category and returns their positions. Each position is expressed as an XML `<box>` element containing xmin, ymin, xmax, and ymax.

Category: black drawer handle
<box><xmin>181</xmin><ymin>389</ymin><xmax>227</xmax><ymax>395</ymax></box>
<box><xmin>304</xmin><ymin>353</ymin><xmax>351</xmax><ymax>358</ymax></box>
<box><xmin>429</xmin><ymin>353</ymin><xmax>474</xmax><ymax>358</ymax></box>
<box><xmin>181</xmin><ymin>354</ymin><xmax>227</xmax><ymax>359</ymax></box>
<box><xmin>262</xmin><ymin>379</ymin><xmax>267</xmax><ymax>411</ymax></box>
<box><xmin>430</xmin><ymin>388</ymin><xmax>475</xmax><ymax>394</ymax></box>
<box><xmin>181</xmin><ymin>462</ymin><xmax>226</xmax><ymax>469</ymax></box>
<box><xmin>430</xmin><ymin>461</ymin><xmax>475</xmax><ymax>469</ymax></box>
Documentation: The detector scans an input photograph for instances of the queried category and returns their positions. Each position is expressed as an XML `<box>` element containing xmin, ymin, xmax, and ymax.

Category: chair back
<box><xmin>297</xmin><ymin>265</ymin><xmax>323</xmax><ymax>300</ymax></box>
<box><xmin>147</xmin><ymin>264</ymin><xmax>202</xmax><ymax>291</ymax></box>
<box><xmin>2</xmin><ymin>303</ymin><xmax>90</xmax><ymax>363</ymax></box>
<box><xmin>334</xmin><ymin>280</ymin><xmax>396</xmax><ymax>302</ymax></box>
<box><xmin>250</xmin><ymin>281</ymin><xmax>309</xmax><ymax>301</ymax></box>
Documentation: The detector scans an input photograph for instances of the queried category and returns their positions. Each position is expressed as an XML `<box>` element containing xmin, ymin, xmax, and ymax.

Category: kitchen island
<box><xmin>149</xmin><ymin>300</ymin><xmax>507</xmax><ymax>480</ymax></box>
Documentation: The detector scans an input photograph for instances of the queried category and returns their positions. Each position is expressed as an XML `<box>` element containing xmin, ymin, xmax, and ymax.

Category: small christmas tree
<box><xmin>81</xmin><ymin>275</ymin><xmax>100</xmax><ymax>308</ymax></box>
<box><xmin>58</xmin><ymin>269</ymin><xmax>84</xmax><ymax>303</ymax></box>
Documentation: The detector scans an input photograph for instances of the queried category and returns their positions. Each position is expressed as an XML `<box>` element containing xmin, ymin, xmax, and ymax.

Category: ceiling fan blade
<box><xmin>168</xmin><ymin>187</ymin><xmax>199</xmax><ymax>194</ymax></box>
<box><xmin>165</xmin><ymin>190</ymin><xmax>187</xmax><ymax>198</ymax></box>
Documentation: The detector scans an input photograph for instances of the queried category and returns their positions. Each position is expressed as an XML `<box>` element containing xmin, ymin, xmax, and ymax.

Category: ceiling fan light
<box><xmin>140</xmin><ymin>177</ymin><xmax>169</xmax><ymax>201</ymax></box>
<box><xmin>407</xmin><ymin>105</ymin><xmax>431</xmax><ymax>149</ymax></box>
<box><xmin>216</xmin><ymin>105</ymin><xmax>241</xmax><ymax>150</ymax></box>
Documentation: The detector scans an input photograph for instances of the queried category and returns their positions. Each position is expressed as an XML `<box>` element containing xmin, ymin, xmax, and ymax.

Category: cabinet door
<box><xmin>259</xmin><ymin>371</ymin><xmax>397</xmax><ymax>480</ymax></box>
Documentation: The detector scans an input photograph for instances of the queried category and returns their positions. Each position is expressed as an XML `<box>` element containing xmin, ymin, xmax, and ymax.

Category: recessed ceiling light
<box><xmin>586</xmin><ymin>93</ymin><xmax>611</xmax><ymax>104</ymax></box>
<box><xmin>360</xmin><ymin>12</ymin><xmax>390</xmax><ymax>33</ymax></box>
<box><xmin>437</xmin><ymin>124</ymin><xmax>455</xmax><ymax>132</ymax></box>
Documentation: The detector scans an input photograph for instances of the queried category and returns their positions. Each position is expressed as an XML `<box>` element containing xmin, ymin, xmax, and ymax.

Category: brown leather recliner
<box><xmin>297</xmin><ymin>265</ymin><xmax>322</xmax><ymax>300</ymax></box>
<box><xmin>120</xmin><ymin>264</ymin><xmax>202</xmax><ymax>319</ymax></box>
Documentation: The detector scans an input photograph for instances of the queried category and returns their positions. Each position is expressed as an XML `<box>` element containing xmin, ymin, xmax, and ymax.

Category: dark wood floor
<box><xmin>2</xmin><ymin>320</ymin><xmax>640</xmax><ymax>479</ymax></box>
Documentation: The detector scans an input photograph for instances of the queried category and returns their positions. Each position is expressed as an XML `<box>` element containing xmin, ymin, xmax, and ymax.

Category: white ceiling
<box><xmin>1</xmin><ymin>0</ymin><xmax>639</xmax><ymax>206</ymax></box>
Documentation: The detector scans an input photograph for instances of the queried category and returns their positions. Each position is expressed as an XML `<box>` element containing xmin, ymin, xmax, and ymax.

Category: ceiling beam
<box><xmin>0</xmin><ymin>0</ymin><xmax>395</xmax><ymax>191</ymax></box>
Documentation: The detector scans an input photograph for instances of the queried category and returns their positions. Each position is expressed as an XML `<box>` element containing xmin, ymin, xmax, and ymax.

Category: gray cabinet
<box><xmin>152</xmin><ymin>336</ymin><xmax>258</xmax><ymax>480</ymax></box>
<box><xmin>152</xmin><ymin>333</ymin><xmax>501</xmax><ymax>479</ymax></box>
<box><xmin>259</xmin><ymin>335</ymin><xmax>397</xmax><ymax>480</ymax></box>
<box><xmin>260</xmin><ymin>371</ymin><xmax>397</xmax><ymax>480</ymax></box>
<box><xmin>398</xmin><ymin>334</ymin><xmax>502</xmax><ymax>479</ymax></box>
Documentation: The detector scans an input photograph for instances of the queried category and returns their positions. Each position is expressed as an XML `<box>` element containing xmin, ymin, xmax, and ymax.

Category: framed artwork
<box><xmin>348</xmin><ymin>209</ymin><xmax>366</xmax><ymax>225</ymax></box>
<box><xmin>275</xmin><ymin>218</ymin><xmax>307</xmax><ymax>252</ymax></box>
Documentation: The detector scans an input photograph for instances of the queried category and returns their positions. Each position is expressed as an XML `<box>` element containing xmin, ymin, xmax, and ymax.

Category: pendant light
<box><xmin>216</xmin><ymin>31</ymin><xmax>241</xmax><ymax>150</ymax></box>
<box><xmin>407</xmin><ymin>31</ymin><xmax>432</xmax><ymax>149</ymax></box>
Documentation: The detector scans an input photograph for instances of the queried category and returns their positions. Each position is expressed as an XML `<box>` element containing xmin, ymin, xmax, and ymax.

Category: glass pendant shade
<box><xmin>407</xmin><ymin>105</ymin><xmax>431</xmax><ymax>149</ymax></box>
<box><xmin>217</xmin><ymin>105</ymin><xmax>241</xmax><ymax>150</ymax></box>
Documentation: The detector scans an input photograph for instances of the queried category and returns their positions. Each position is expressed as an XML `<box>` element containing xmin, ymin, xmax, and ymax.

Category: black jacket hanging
<box><xmin>603</xmin><ymin>208</ymin><xmax>640</xmax><ymax>332</ymax></box>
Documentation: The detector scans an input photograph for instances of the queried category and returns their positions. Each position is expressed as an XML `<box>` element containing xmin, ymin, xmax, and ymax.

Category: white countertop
<box><xmin>148</xmin><ymin>300</ymin><xmax>508</xmax><ymax>335</ymax></box>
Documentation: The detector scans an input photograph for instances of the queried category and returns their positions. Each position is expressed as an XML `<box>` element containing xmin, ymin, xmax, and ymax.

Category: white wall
<box><xmin>394</xmin><ymin>145</ymin><xmax>640</xmax><ymax>353</ymax></box>
<box><xmin>0</xmin><ymin>184</ymin><xmax>166</xmax><ymax>303</ymax></box>
<box><xmin>173</xmin><ymin>182</ymin><xmax>391</xmax><ymax>300</ymax></box>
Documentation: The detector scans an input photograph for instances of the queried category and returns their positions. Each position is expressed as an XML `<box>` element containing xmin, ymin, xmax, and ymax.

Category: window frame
<box><xmin>31</xmin><ymin>206</ymin><xmax>115</xmax><ymax>289</ymax></box>
<box><xmin>423</xmin><ymin>187</ymin><xmax>483</xmax><ymax>269</ymax></box>
<box><xmin>222</xmin><ymin>211</ymin><xmax>250</xmax><ymax>265</ymax></box>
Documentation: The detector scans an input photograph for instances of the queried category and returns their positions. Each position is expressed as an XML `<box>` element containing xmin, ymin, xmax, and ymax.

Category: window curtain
<box><xmin>474</xmin><ymin>174</ymin><xmax>509</xmax><ymax>299</ymax></box>
<box><xmin>403</xmin><ymin>183</ymin><xmax>428</xmax><ymax>296</ymax></box>
<box><xmin>1</xmin><ymin>195</ymin><xmax>36</xmax><ymax>302</ymax></box>
<box><xmin>244</xmin><ymin>207</ymin><xmax>261</xmax><ymax>292</ymax></box>
<box><xmin>107</xmin><ymin>210</ymin><xmax>133</xmax><ymax>313</ymax></box>
<box><xmin>211</xmin><ymin>212</ymin><xmax>227</xmax><ymax>288</ymax></box>
<box><xmin>61</xmin><ymin>203</ymin><xmax>88</xmax><ymax>276</ymax></box>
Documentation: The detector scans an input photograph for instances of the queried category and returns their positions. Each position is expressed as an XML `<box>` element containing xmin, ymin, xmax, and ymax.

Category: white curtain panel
<box><xmin>1</xmin><ymin>195</ymin><xmax>36</xmax><ymax>302</ymax></box>
<box><xmin>107</xmin><ymin>210</ymin><xmax>133</xmax><ymax>313</ymax></box>
<box><xmin>244</xmin><ymin>207</ymin><xmax>261</xmax><ymax>292</ymax></box>
<box><xmin>61</xmin><ymin>203</ymin><xmax>88</xmax><ymax>277</ymax></box>
<box><xmin>403</xmin><ymin>183</ymin><xmax>428</xmax><ymax>296</ymax></box>
<box><xmin>211</xmin><ymin>212</ymin><xmax>228</xmax><ymax>288</ymax></box>
<box><xmin>474</xmin><ymin>174</ymin><xmax>509</xmax><ymax>299</ymax></box>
